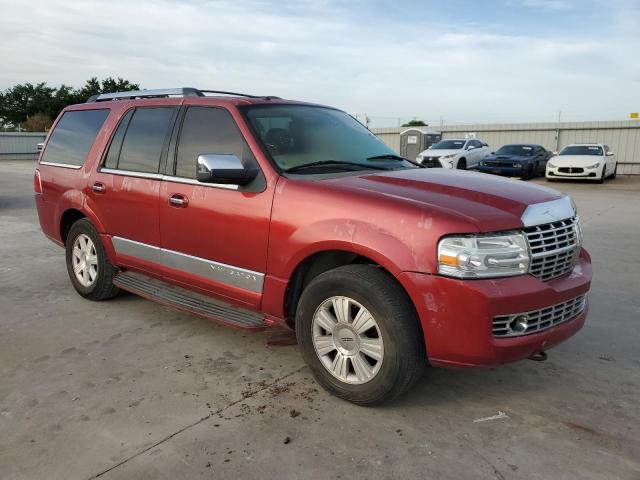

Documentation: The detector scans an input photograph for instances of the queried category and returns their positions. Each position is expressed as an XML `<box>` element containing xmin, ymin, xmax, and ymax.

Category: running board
<box><xmin>113</xmin><ymin>271</ymin><xmax>266</xmax><ymax>330</ymax></box>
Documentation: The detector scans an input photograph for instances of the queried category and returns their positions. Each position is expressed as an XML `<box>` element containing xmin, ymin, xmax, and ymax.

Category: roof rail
<box><xmin>86</xmin><ymin>87</ymin><xmax>280</xmax><ymax>103</ymax></box>
<box><xmin>87</xmin><ymin>88</ymin><xmax>203</xmax><ymax>102</ymax></box>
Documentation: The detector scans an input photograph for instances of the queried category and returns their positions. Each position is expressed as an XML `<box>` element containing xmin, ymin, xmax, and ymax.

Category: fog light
<box><xmin>508</xmin><ymin>315</ymin><xmax>529</xmax><ymax>334</ymax></box>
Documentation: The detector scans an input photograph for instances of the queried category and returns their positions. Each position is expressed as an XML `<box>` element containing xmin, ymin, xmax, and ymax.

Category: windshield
<box><xmin>496</xmin><ymin>145</ymin><xmax>536</xmax><ymax>156</ymax></box>
<box><xmin>559</xmin><ymin>145</ymin><xmax>603</xmax><ymax>156</ymax></box>
<box><xmin>429</xmin><ymin>140</ymin><xmax>466</xmax><ymax>150</ymax></box>
<box><xmin>241</xmin><ymin>105</ymin><xmax>413</xmax><ymax>173</ymax></box>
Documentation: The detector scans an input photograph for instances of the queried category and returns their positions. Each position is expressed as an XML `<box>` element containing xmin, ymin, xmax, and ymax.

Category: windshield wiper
<box><xmin>366</xmin><ymin>154</ymin><xmax>425</xmax><ymax>168</ymax></box>
<box><xmin>284</xmin><ymin>160</ymin><xmax>390</xmax><ymax>173</ymax></box>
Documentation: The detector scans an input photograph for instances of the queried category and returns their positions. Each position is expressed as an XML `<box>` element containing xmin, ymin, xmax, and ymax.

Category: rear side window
<box><xmin>174</xmin><ymin>106</ymin><xmax>256</xmax><ymax>179</ymax></box>
<box><xmin>41</xmin><ymin>109</ymin><xmax>109</xmax><ymax>167</ymax></box>
<box><xmin>107</xmin><ymin>107</ymin><xmax>175</xmax><ymax>173</ymax></box>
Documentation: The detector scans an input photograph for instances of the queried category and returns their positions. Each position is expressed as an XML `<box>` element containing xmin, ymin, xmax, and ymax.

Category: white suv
<box><xmin>417</xmin><ymin>138</ymin><xmax>491</xmax><ymax>170</ymax></box>
<box><xmin>546</xmin><ymin>144</ymin><xmax>617</xmax><ymax>183</ymax></box>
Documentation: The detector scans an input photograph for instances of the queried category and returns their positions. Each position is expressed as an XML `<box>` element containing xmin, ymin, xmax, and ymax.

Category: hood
<box><xmin>324</xmin><ymin>168</ymin><xmax>563</xmax><ymax>232</ymax></box>
<box><xmin>420</xmin><ymin>148</ymin><xmax>460</xmax><ymax>157</ymax></box>
<box><xmin>485</xmin><ymin>154</ymin><xmax>534</xmax><ymax>163</ymax></box>
<box><xmin>550</xmin><ymin>155</ymin><xmax>602</xmax><ymax>167</ymax></box>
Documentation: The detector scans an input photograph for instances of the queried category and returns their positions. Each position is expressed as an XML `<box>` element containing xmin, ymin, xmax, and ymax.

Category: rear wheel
<box><xmin>295</xmin><ymin>265</ymin><xmax>425</xmax><ymax>405</ymax></box>
<box><xmin>65</xmin><ymin>219</ymin><xmax>120</xmax><ymax>301</ymax></box>
<box><xmin>611</xmin><ymin>163</ymin><xmax>617</xmax><ymax>179</ymax></box>
<box><xmin>457</xmin><ymin>158</ymin><xmax>467</xmax><ymax>170</ymax></box>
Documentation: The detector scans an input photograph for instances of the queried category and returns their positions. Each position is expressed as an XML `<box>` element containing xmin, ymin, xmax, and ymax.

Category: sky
<box><xmin>1</xmin><ymin>0</ymin><xmax>638</xmax><ymax>127</ymax></box>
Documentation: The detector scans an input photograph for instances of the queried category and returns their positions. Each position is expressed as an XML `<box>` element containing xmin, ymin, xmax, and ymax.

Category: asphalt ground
<box><xmin>1</xmin><ymin>160</ymin><xmax>639</xmax><ymax>479</ymax></box>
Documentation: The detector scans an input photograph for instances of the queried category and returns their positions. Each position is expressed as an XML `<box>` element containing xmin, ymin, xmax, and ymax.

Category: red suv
<box><xmin>34</xmin><ymin>88</ymin><xmax>592</xmax><ymax>404</ymax></box>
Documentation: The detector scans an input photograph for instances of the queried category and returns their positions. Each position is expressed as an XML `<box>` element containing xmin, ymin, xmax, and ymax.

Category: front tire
<box><xmin>295</xmin><ymin>265</ymin><xmax>425</xmax><ymax>405</ymax></box>
<box><xmin>597</xmin><ymin>167</ymin><xmax>605</xmax><ymax>184</ymax></box>
<box><xmin>457</xmin><ymin>158</ymin><xmax>467</xmax><ymax>170</ymax></box>
<box><xmin>65</xmin><ymin>218</ymin><xmax>120</xmax><ymax>301</ymax></box>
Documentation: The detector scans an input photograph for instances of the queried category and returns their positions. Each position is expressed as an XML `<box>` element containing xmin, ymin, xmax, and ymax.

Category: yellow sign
<box><xmin>631</xmin><ymin>112</ymin><xmax>639</xmax><ymax>119</ymax></box>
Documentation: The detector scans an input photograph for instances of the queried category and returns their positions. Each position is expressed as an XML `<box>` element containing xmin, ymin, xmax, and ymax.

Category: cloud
<box><xmin>0</xmin><ymin>0</ymin><xmax>637</xmax><ymax>126</ymax></box>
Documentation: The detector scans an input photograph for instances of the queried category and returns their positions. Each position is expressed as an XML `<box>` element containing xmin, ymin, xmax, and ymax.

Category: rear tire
<box><xmin>65</xmin><ymin>218</ymin><xmax>120</xmax><ymax>301</ymax></box>
<box><xmin>611</xmin><ymin>163</ymin><xmax>617</xmax><ymax>179</ymax></box>
<box><xmin>457</xmin><ymin>158</ymin><xmax>467</xmax><ymax>170</ymax></box>
<box><xmin>295</xmin><ymin>265</ymin><xmax>426</xmax><ymax>405</ymax></box>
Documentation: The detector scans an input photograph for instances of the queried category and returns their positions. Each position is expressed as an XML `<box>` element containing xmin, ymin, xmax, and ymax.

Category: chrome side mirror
<box><xmin>196</xmin><ymin>154</ymin><xmax>259</xmax><ymax>185</ymax></box>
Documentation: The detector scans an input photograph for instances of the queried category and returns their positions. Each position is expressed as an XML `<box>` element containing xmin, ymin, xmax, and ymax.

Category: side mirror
<box><xmin>491</xmin><ymin>151</ymin><xmax>495</xmax><ymax>154</ymax></box>
<box><xmin>37</xmin><ymin>142</ymin><xmax>44</xmax><ymax>152</ymax></box>
<box><xmin>467</xmin><ymin>145</ymin><xmax>476</xmax><ymax>150</ymax></box>
<box><xmin>606</xmin><ymin>151</ymin><xmax>615</xmax><ymax>156</ymax></box>
<box><xmin>552</xmin><ymin>151</ymin><xmax>558</xmax><ymax>156</ymax></box>
<box><xmin>196</xmin><ymin>154</ymin><xmax>258</xmax><ymax>185</ymax></box>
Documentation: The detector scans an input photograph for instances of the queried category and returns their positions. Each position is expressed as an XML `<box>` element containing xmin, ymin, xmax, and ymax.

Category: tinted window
<box><xmin>175</xmin><ymin>107</ymin><xmax>256</xmax><ymax>179</ymax></box>
<box><xmin>430</xmin><ymin>140</ymin><xmax>466</xmax><ymax>150</ymax></box>
<box><xmin>117</xmin><ymin>108</ymin><xmax>175</xmax><ymax>173</ymax></box>
<box><xmin>495</xmin><ymin>145</ymin><xmax>536</xmax><ymax>156</ymax></box>
<box><xmin>103</xmin><ymin>109</ymin><xmax>133</xmax><ymax>169</ymax></box>
<box><xmin>42</xmin><ymin>109</ymin><xmax>109</xmax><ymax>167</ymax></box>
<box><xmin>559</xmin><ymin>145</ymin><xmax>603</xmax><ymax>156</ymax></box>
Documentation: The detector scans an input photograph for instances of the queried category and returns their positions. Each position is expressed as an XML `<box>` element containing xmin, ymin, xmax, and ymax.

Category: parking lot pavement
<box><xmin>1</xmin><ymin>160</ymin><xmax>639</xmax><ymax>480</ymax></box>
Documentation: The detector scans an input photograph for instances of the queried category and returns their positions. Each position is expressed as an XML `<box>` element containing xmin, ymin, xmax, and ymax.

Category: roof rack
<box><xmin>86</xmin><ymin>87</ymin><xmax>280</xmax><ymax>102</ymax></box>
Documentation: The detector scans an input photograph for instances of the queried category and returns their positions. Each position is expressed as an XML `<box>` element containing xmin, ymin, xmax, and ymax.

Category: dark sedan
<box><xmin>478</xmin><ymin>144</ymin><xmax>553</xmax><ymax>179</ymax></box>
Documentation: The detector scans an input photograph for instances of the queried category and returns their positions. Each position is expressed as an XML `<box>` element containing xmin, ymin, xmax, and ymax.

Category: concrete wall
<box><xmin>372</xmin><ymin>120</ymin><xmax>640</xmax><ymax>175</ymax></box>
<box><xmin>0</xmin><ymin>132</ymin><xmax>46</xmax><ymax>160</ymax></box>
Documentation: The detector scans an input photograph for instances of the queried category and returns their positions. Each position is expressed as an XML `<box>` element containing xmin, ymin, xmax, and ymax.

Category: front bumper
<box><xmin>478</xmin><ymin>164</ymin><xmax>526</xmax><ymax>176</ymax></box>
<box><xmin>546</xmin><ymin>166</ymin><xmax>600</xmax><ymax>180</ymax></box>
<box><xmin>397</xmin><ymin>249</ymin><xmax>592</xmax><ymax>367</ymax></box>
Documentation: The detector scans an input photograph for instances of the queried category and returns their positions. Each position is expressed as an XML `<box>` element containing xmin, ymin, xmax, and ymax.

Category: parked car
<box><xmin>416</xmin><ymin>138</ymin><xmax>490</xmax><ymax>169</ymax></box>
<box><xmin>546</xmin><ymin>144</ymin><xmax>617</xmax><ymax>183</ymax></box>
<box><xmin>478</xmin><ymin>144</ymin><xmax>553</xmax><ymax>179</ymax></box>
<box><xmin>34</xmin><ymin>88</ymin><xmax>592</xmax><ymax>405</ymax></box>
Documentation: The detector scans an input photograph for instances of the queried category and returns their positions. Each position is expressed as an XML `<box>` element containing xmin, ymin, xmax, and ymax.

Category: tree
<box><xmin>22</xmin><ymin>113</ymin><xmax>53</xmax><ymax>132</ymax></box>
<box><xmin>0</xmin><ymin>77</ymin><xmax>140</xmax><ymax>130</ymax></box>
<box><xmin>402</xmin><ymin>119</ymin><xmax>428</xmax><ymax>127</ymax></box>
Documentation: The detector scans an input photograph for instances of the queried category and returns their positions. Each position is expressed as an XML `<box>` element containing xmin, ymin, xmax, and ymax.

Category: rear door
<box><xmin>158</xmin><ymin>105</ymin><xmax>272</xmax><ymax>308</ymax></box>
<box><xmin>87</xmin><ymin>105</ymin><xmax>178</xmax><ymax>276</ymax></box>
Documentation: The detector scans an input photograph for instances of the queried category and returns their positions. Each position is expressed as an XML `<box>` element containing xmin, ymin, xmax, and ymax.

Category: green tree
<box><xmin>402</xmin><ymin>119</ymin><xmax>428</xmax><ymax>127</ymax></box>
<box><xmin>0</xmin><ymin>77</ymin><xmax>140</xmax><ymax>129</ymax></box>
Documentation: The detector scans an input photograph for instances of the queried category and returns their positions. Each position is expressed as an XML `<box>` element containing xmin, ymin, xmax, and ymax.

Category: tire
<box><xmin>457</xmin><ymin>158</ymin><xmax>467</xmax><ymax>170</ymax></box>
<box><xmin>523</xmin><ymin>164</ymin><xmax>534</xmax><ymax>180</ymax></box>
<box><xmin>295</xmin><ymin>264</ymin><xmax>426</xmax><ymax>405</ymax></box>
<box><xmin>597</xmin><ymin>167</ymin><xmax>605</xmax><ymax>184</ymax></box>
<box><xmin>611</xmin><ymin>163</ymin><xmax>617</xmax><ymax>179</ymax></box>
<box><xmin>65</xmin><ymin>218</ymin><xmax>120</xmax><ymax>301</ymax></box>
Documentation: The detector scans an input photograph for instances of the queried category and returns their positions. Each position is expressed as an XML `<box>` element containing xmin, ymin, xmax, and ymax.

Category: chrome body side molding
<box><xmin>112</xmin><ymin>236</ymin><xmax>264</xmax><ymax>293</ymax></box>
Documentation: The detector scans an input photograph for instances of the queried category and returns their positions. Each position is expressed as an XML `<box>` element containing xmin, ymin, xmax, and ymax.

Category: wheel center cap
<box><xmin>333</xmin><ymin>326</ymin><xmax>359</xmax><ymax>355</ymax></box>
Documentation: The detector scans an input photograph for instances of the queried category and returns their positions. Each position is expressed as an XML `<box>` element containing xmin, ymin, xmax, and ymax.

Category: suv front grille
<box><xmin>523</xmin><ymin>216</ymin><xmax>580</xmax><ymax>281</ymax></box>
<box><xmin>423</xmin><ymin>156</ymin><xmax>442</xmax><ymax>168</ymax></box>
<box><xmin>492</xmin><ymin>295</ymin><xmax>586</xmax><ymax>337</ymax></box>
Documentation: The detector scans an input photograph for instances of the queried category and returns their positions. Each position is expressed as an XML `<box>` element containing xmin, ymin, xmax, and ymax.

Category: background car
<box><xmin>478</xmin><ymin>144</ymin><xmax>553</xmax><ymax>179</ymax></box>
<box><xmin>546</xmin><ymin>143</ymin><xmax>617</xmax><ymax>183</ymax></box>
<box><xmin>417</xmin><ymin>138</ymin><xmax>490</xmax><ymax>170</ymax></box>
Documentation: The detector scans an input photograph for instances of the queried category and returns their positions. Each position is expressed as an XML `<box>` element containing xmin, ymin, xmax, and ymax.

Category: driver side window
<box><xmin>174</xmin><ymin>107</ymin><xmax>257</xmax><ymax>179</ymax></box>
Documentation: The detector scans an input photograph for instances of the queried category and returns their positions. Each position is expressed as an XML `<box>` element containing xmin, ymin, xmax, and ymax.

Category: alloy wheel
<box><xmin>71</xmin><ymin>234</ymin><xmax>98</xmax><ymax>287</ymax></box>
<box><xmin>311</xmin><ymin>296</ymin><xmax>384</xmax><ymax>384</ymax></box>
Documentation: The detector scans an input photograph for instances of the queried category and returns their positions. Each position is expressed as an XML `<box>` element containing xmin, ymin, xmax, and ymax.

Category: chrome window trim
<box><xmin>99</xmin><ymin>168</ymin><xmax>239</xmax><ymax>190</ymax></box>
<box><xmin>112</xmin><ymin>236</ymin><xmax>264</xmax><ymax>293</ymax></box>
<box><xmin>100</xmin><ymin>168</ymin><xmax>164</xmax><ymax>180</ymax></box>
<box><xmin>520</xmin><ymin>196</ymin><xmax>575</xmax><ymax>227</ymax></box>
<box><xmin>39</xmin><ymin>161</ymin><xmax>82</xmax><ymax>170</ymax></box>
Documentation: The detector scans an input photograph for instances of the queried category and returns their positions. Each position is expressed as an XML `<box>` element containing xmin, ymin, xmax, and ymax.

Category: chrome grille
<box><xmin>492</xmin><ymin>295</ymin><xmax>586</xmax><ymax>337</ymax></box>
<box><xmin>524</xmin><ymin>216</ymin><xmax>581</xmax><ymax>281</ymax></box>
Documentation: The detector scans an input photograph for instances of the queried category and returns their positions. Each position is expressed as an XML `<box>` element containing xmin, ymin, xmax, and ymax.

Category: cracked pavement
<box><xmin>1</xmin><ymin>161</ymin><xmax>639</xmax><ymax>479</ymax></box>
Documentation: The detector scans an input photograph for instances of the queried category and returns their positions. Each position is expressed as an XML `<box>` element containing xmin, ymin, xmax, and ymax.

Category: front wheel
<box><xmin>457</xmin><ymin>158</ymin><xmax>467</xmax><ymax>170</ymax></box>
<box><xmin>295</xmin><ymin>265</ymin><xmax>426</xmax><ymax>405</ymax></box>
<box><xmin>65</xmin><ymin>218</ymin><xmax>120</xmax><ymax>301</ymax></box>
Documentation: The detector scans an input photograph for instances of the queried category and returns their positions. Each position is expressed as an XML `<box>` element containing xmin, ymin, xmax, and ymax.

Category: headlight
<box><xmin>440</xmin><ymin>154</ymin><xmax>456</xmax><ymax>159</ymax></box>
<box><xmin>585</xmin><ymin>162</ymin><xmax>600</xmax><ymax>169</ymax></box>
<box><xmin>547</xmin><ymin>161</ymin><xmax>557</xmax><ymax>168</ymax></box>
<box><xmin>438</xmin><ymin>233</ymin><xmax>530</xmax><ymax>278</ymax></box>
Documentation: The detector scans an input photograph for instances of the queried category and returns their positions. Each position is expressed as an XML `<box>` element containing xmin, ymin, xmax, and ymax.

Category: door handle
<box><xmin>92</xmin><ymin>182</ymin><xmax>106</xmax><ymax>193</ymax></box>
<box><xmin>168</xmin><ymin>193</ymin><xmax>188</xmax><ymax>207</ymax></box>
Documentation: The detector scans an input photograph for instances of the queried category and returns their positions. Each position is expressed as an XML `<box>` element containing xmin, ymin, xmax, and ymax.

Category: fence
<box><xmin>372</xmin><ymin>120</ymin><xmax>640</xmax><ymax>175</ymax></box>
<box><xmin>0</xmin><ymin>132</ymin><xmax>47</xmax><ymax>161</ymax></box>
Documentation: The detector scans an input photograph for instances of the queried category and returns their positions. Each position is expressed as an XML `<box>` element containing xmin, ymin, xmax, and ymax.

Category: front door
<box><xmin>158</xmin><ymin>105</ymin><xmax>273</xmax><ymax>308</ymax></box>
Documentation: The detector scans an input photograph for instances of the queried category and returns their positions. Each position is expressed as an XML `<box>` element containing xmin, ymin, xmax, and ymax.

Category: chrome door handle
<box><xmin>168</xmin><ymin>194</ymin><xmax>188</xmax><ymax>207</ymax></box>
<box><xmin>92</xmin><ymin>182</ymin><xmax>105</xmax><ymax>193</ymax></box>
